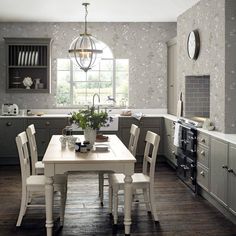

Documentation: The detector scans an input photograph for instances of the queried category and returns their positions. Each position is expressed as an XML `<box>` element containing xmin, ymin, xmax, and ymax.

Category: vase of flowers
<box><xmin>71</xmin><ymin>106</ymin><xmax>108</xmax><ymax>145</ymax></box>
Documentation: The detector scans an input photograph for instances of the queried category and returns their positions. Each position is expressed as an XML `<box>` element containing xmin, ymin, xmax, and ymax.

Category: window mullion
<box><xmin>113</xmin><ymin>59</ymin><xmax>116</xmax><ymax>102</ymax></box>
<box><xmin>70</xmin><ymin>61</ymin><xmax>73</xmax><ymax>106</ymax></box>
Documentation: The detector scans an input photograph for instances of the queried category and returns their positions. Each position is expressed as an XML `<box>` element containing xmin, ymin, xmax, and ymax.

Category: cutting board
<box><xmin>176</xmin><ymin>92</ymin><xmax>183</xmax><ymax>118</ymax></box>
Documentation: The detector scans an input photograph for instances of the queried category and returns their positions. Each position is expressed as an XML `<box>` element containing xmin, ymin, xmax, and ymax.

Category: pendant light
<box><xmin>68</xmin><ymin>3</ymin><xmax>103</xmax><ymax>72</ymax></box>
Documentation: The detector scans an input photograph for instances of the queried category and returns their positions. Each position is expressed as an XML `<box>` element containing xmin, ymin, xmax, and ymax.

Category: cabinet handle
<box><xmin>167</xmin><ymin>134</ymin><xmax>171</xmax><ymax>137</ymax></box>
<box><xmin>45</xmin><ymin>121</ymin><xmax>50</xmax><ymax>126</ymax></box>
<box><xmin>228</xmin><ymin>168</ymin><xmax>234</xmax><ymax>173</ymax></box>
<box><xmin>200</xmin><ymin>171</ymin><xmax>205</xmax><ymax>177</ymax></box>
<box><xmin>6</xmin><ymin>122</ymin><xmax>12</xmax><ymax>126</ymax></box>
<box><xmin>170</xmin><ymin>84</ymin><xmax>174</xmax><ymax>87</ymax></box>
<box><xmin>222</xmin><ymin>165</ymin><xmax>228</xmax><ymax>169</ymax></box>
<box><xmin>200</xmin><ymin>150</ymin><xmax>205</xmax><ymax>156</ymax></box>
<box><xmin>200</xmin><ymin>138</ymin><xmax>206</xmax><ymax>143</ymax></box>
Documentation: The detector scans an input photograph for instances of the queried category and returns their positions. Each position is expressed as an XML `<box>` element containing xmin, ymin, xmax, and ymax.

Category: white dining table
<box><xmin>43</xmin><ymin>135</ymin><xmax>136</xmax><ymax>235</ymax></box>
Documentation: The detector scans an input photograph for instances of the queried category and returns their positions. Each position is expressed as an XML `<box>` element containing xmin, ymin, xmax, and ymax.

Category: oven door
<box><xmin>177</xmin><ymin>153</ymin><xmax>197</xmax><ymax>192</ymax></box>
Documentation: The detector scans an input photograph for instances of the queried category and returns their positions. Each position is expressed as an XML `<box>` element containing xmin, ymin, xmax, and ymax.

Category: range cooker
<box><xmin>175</xmin><ymin>118</ymin><xmax>199</xmax><ymax>193</ymax></box>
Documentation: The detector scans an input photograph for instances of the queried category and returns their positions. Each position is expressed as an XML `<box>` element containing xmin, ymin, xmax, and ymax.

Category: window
<box><xmin>56</xmin><ymin>47</ymin><xmax>129</xmax><ymax>107</ymax></box>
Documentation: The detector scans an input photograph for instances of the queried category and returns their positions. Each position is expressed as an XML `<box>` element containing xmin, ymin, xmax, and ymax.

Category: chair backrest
<box><xmin>128</xmin><ymin>124</ymin><xmax>140</xmax><ymax>157</ymax></box>
<box><xmin>16</xmin><ymin>131</ymin><xmax>31</xmax><ymax>190</ymax></box>
<box><xmin>26</xmin><ymin>124</ymin><xmax>38</xmax><ymax>175</ymax></box>
<box><xmin>142</xmin><ymin>131</ymin><xmax>160</xmax><ymax>183</ymax></box>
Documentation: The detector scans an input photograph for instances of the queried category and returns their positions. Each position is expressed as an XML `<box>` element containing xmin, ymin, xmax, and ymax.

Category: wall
<box><xmin>177</xmin><ymin>0</ymin><xmax>226</xmax><ymax>132</ymax></box>
<box><xmin>0</xmin><ymin>22</ymin><xmax>176</xmax><ymax>110</ymax></box>
<box><xmin>225</xmin><ymin>0</ymin><xmax>236</xmax><ymax>133</ymax></box>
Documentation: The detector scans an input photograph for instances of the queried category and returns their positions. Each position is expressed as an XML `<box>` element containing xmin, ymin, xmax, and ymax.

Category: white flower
<box><xmin>23</xmin><ymin>77</ymin><xmax>33</xmax><ymax>87</ymax></box>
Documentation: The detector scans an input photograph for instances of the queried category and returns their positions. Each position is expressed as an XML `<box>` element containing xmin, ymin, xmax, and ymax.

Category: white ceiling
<box><xmin>0</xmin><ymin>0</ymin><xmax>200</xmax><ymax>22</ymax></box>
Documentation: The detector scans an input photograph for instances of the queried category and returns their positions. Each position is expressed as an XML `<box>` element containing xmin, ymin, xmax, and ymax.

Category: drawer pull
<box><xmin>200</xmin><ymin>150</ymin><xmax>205</xmax><ymax>156</ymax></box>
<box><xmin>45</xmin><ymin>121</ymin><xmax>50</xmax><ymax>126</ymax></box>
<box><xmin>200</xmin><ymin>171</ymin><xmax>205</xmax><ymax>177</ymax></box>
<box><xmin>6</xmin><ymin>122</ymin><xmax>12</xmax><ymax>126</ymax></box>
<box><xmin>228</xmin><ymin>168</ymin><xmax>234</xmax><ymax>173</ymax></box>
<box><xmin>200</xmin><ymin>138</ymin><xmax>206</xmax><ymax>143</ymax></box>
<box><xmin>222</xmin><ymin>165</ymin><xmax>228</xmax><ymax>169</ymax></box>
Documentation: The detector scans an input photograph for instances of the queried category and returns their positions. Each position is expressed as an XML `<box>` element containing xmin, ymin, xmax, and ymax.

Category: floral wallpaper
<box><xmin>225</xmin><ymin>0</ymin><xmax>236</xmax><ymax>133</ymax></box>
<box><xmin>177</xmin><ymin>0</ymin><xmax>226</xmax><ymax>132</ymax></box>
<box><xmin>0</xmin><ymin>22</ymin><xmax>176</xmax><ymax>110</ymax></box>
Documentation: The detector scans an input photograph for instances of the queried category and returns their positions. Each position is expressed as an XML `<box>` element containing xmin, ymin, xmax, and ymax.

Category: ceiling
<box><xmin>0</xmin><ymin>0</ymin><xmax>200</xmax><ymax>22</ymax></box>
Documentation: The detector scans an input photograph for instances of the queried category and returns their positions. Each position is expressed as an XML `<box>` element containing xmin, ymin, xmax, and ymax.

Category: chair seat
<box><xmin>111</xmin><ymin>173</ymin><xmax>150</xmax><ymax>188</ymax></box>
<box><xmin>26</xmin><ymin>175</ymin><xmax>45</xmax><ymax>187</ymax></box>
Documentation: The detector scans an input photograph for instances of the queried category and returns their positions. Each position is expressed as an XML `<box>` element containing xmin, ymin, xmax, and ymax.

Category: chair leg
<box><xmin>149</xmin><ymin>185</ymin><xmax>159</xmax><ymax>222</ymax></box>
<box><xmin>108</xmin><ymin>175</ymin><xmax>113</xmax><ymax>214</ymax></box>
<box><xmin>59</xmin><ymin>186</ymin><xmax>66</xmax><ymax>226</ymax></box>
<box><xmin>143</xmin><ymin>188</ymin><xmax>151</xmax><ymax>212</ymax></box>
<box><xmin>113</xmin><ymin>187</ymin><xmax>118</xmax><ymax>224</ymax></box>
<box><xmin>16</xmin><ymin>189</ymin><xmax>27</xmax><ymax>226</ymax></box>
<box><xmin>98</xmin><ymin>173</ymin><xmax>104</xmax><ymax>205</ymax></box>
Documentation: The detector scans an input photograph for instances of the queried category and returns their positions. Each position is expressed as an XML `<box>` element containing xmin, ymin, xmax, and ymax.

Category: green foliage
<box><xmin>71</xmin><ymin>106</ymin><xmax>108</xmax><ymax>130</ymax></box>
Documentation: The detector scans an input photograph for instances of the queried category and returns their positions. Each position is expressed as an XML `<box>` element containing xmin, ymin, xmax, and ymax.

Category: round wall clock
<box><xmin>187</xmin><ymin>30</ymin><xmax>200</xmax><ymax>60</ymax></box>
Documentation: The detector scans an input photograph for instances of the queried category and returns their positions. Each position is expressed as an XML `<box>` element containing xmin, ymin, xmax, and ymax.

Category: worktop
<box><xmin>1</xmin><ymin>111</ymin><xmax>236</xmax><ymax>145</ymax></box>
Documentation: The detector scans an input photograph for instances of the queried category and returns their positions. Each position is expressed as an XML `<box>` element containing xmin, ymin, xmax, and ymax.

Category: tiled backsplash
<box><xmin>185</xmin><ymin>75</ymin><xmax>210</xmax><ymax>118</ymax></box>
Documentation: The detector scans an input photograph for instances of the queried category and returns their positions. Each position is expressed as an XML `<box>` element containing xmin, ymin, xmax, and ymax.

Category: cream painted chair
<box><xmin>15</xmin><ymin>131</ymin><xmax>67</xmax><ymax>227</ymax></box>
<box><xmin>98</xmin><ymin>124</ymin><xmax>140</xmax><ymax>205</ymax></box>
<box><xmin>26</xmin><ymin>124</ymin><xmax>44</xmax><ymax>175</ymax></box>
<box><xmin>109</xmin><ymin>131</ymin><xmax>160</xmax><ymax>224</ymax></box>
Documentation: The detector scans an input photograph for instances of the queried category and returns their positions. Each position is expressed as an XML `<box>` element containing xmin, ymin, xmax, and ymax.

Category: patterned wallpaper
<box><xmin>225</xmin><ymin>0</ymin><xmax>236</xmax><ymax>133</ymax></box>
<box><xmin>0</xmin><ymin>22</ymin><xmax>176</xmax><ymax>110</ymax></box>
<box><xmin>177</xmin><ymin>0</ymin><xmax>226</xmax><ymax>132</ymax></box>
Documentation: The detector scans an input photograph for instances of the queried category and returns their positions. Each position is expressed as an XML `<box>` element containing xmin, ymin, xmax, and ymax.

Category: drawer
<box><xmin>197</xmin><ymin>132</ymin><xmax>209</xmax><ymax>147</ymax></box>
<box><xmin>197</xmin><ymin>145</ymin><xmax>209</xmax><ymax>168</ymax></box>
<box><xmin>197</xmin><ymin>164</ymin><xmax>209</xmax><ymax>191</ymax></box>
<box><xmin>27</xmin><ymin>118</ymin><xmax>68</xmax><ymax>129</ymax></box>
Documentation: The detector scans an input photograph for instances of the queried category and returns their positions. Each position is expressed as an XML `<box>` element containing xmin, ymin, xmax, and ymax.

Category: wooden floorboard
<box><xmin>0</xmin><ymin>162</ymin><xmax>236</xmax><ymax>236</ymax></box>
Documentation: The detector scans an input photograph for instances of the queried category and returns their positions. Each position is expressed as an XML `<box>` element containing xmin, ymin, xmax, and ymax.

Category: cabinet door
<box><xmin>229</xmin><ymin>144</ymin><xmax>236</xmax><ymax>215</ymax></box>
<box><xmin>0</xmin><ymin>119</ymin><xmax>25</xmax><ymax>164</ymax></box>
<box><xmin>167</xmin><ymin>38</ymin><xmax>177</xmax><ymax>115</ymax></box>
<box><xmin>35</xmin><ymin>128</ymin><xmax>50</xmax><ymax>159</ymax></box>
<box><xmin>210</xmin><ymin>138</ymin><xmax>228</xmax><ymax>206</ymax></box>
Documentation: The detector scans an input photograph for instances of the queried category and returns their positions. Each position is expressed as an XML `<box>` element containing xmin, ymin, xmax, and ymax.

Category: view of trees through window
<box><xmin>56</xmin><ymin>58</ymin><xmax>129</xmax><ymax>107</ymax></box>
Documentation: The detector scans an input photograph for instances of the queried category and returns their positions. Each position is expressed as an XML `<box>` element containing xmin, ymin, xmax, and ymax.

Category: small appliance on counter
<box><xmin>1</xmin><ymin>103</ymin><xmax>19</xmax><ymax>116</ymax></box>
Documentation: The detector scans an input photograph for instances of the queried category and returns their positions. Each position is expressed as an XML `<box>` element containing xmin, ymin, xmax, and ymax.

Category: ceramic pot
<box><xmin>84</xmin><ymin>127</ymin><xmax>96</xmax><ymax>145</ymax></box>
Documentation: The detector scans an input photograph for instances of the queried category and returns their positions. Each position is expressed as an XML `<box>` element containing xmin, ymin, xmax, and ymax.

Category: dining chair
<box><xmin>15</xmin><ymin>131</ymin><xmax>67</xmax><ymax>227</ymax></box>
<box><xmin>26</xmin><ymin>124</ymin><xmax>44</xmax><ymax>175</ymax></box>
<box><xmin>109</xmin><ymin>131</ymin><xmax>160</xmax><ymax>224</ymax></box>
<box><xmin>99</xmin><ymin>124</ymin><xmax>140</xmax><ymax>205</ymax></box>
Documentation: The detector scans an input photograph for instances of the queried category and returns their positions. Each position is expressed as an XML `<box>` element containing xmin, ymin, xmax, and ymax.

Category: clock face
<box><xmin>187</xmin><ymin>30</ymin><xmax>200</xmax><ymax>60</ymax></box>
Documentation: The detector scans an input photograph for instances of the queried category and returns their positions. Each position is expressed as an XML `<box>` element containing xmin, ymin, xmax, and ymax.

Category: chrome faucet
<box><xmin>92</xmin><ymin>93</ymin><xmax>100</xmax><ymax>112</ymax></box>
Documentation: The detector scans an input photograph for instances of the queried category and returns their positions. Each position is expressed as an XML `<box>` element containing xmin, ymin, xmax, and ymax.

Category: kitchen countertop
<box><xmin>1</xmin><ymin>111</ymin><xmax>236</xmax><ymax>145</ymax></box>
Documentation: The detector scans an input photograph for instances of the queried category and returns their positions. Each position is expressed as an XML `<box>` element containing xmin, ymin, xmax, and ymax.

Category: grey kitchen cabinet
<box><xmin>210</xmin><ymin>137</ymin><xmax>228</xmax><ymax>207</ymax></box>
<box><xmin>4</xmin><ymin>37</ymin><xmax>52</xmax><ymax>93</ymax></box>
<box><xmin>0</xmin><ymin>118</ymin><xmax>26</xmax><ymax>164</ymax></box>
<box><xmin>118</xmin><ymin>117</ymin><xmax>163</xmax><ymax>161</ymax></box>
<box><xmin>163</xmin><ymin>118</ymin><xmax>176</xmax><ymax>166</ymax></box>
<box><xmin>228</xmin><ymin>144</ymin><xmax>236</xmax><ymax>215</ymax></box>
<box><xmin>26</xmin><ymin>118</ymin><xmax>69</xmax><ymax>159</ymax></box>
<box><xmin>197</xmin><ymin>131</ymin><xmax>210</xmax><ymax>191</ymax></box>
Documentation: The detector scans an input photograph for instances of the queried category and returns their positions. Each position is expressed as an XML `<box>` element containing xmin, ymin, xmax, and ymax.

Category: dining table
<box><xmin>42</xmin><ymin>134</ymin><xmax>136</xmax><ymax>235</ymax></box>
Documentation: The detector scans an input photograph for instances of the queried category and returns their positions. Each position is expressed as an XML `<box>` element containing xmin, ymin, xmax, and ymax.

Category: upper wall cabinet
<box><xmin>4</xmin><ymin>38</ymin><xmax>52</xmax><ymax>93</ymax></box>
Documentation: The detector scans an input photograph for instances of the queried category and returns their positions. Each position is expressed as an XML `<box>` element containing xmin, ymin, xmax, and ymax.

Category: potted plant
<box><xmin>71</xmin><ymin>106</ymin><xmax>109</xmax><ymax>144</ymax></box>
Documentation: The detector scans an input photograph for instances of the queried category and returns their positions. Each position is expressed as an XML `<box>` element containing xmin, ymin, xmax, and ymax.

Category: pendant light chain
<box><xmin>84</xmin><ymin>3</ymin><xmax>88</xmax><ymax>35</ymax></box>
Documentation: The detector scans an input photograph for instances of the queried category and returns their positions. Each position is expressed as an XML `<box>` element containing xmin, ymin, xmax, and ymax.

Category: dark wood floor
<box><xmin>0</xmin><ymin>162</ymin><xmax>236</xmax><ymax>236</ymax></box>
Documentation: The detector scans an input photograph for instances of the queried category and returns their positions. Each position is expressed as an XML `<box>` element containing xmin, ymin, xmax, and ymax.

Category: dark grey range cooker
<box><xmin>175</xmin><ymin>118</ymin><xmax>201</xmax><ymax>193</ymax></box>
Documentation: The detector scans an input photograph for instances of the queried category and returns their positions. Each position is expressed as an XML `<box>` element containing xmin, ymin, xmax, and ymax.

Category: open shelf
<box><xmin>4</xmin><ymin>37</ymin><xmax>52</xmax><ymax>93</ymax></box>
